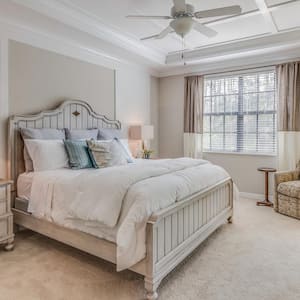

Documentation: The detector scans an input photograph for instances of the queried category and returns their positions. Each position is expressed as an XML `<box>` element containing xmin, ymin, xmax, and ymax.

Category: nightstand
<box><xmin>0</xmin><ymin>180</ymin><xmax>14</xmax><ymax>251</ymax></box>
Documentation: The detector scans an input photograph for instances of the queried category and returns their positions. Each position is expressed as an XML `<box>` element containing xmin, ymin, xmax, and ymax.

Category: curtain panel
<box><xmin>277</xmin><ymin>62</ymin><xmax>300</xmax><ymax>170</ymax></box>
<box><xmin>184</xmin><ymin>76</ymin><xmax>204</xmax><ymax>158</ymax></box>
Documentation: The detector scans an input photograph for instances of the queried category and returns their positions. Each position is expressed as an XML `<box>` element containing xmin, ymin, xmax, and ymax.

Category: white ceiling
<box><xmin>9</xmin><ymin>0</ymin><xmax>300</xmax><ymax>74</ymax></box>
<box><xmin>57</xmin><ymin>0</ymin><xmax>300</xmax><ymax>53</ymax></box>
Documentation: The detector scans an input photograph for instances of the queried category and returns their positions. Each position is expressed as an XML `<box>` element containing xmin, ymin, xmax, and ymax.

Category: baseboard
<box><xmin>239</xmin><ymin>192</ymin><xmax>273</xmax><ymax>202</ymax></box>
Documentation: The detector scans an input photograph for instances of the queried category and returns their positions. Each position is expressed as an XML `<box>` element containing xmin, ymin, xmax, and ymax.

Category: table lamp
<box><xmin>129</xmin><ymin>125</ymin><xmax>154</xmax><ymax>150</ymax></box>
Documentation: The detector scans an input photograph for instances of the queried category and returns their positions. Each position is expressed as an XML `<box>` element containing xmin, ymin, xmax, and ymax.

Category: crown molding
<box><xmin>5</xmin><ymin>0</ymin><xmax>300</xmax><ymax>78</ymax></box>
<box><xmin>11</xmin><ymin>0</ymin><xmax>165</xmax><ymax>66</ymax></box>
<box><xmin>166</xmin><ymin>29</ymin><xmax>300</xmax><ymax>65</ymax></box>
<box><xmin>0</xmin><ymin>11</ymin><xmax>160</xmax><ymax>78</ymax></box>
<box><xmin>158</xmin><ymin>42</ymin><xmax>300</xmax><ymax>77</ymax></box>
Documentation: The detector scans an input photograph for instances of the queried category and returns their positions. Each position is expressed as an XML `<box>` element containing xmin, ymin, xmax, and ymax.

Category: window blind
<box><xmin>203</xmin><ymin>69</ymin><xmax>276</xmax><ymax>154</ymax></box>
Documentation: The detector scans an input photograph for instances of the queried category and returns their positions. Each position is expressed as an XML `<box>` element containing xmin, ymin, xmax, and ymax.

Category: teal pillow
<box><xmin>64</xmin><ymin>140</ymin><xmax>94</xmax><ymax>169</ymax></box>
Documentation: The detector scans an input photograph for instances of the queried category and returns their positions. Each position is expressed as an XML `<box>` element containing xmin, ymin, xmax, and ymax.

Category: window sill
<box><xmin>203</xmin><ymin>150</ymin><xmax>277</xmax><ymax>157</ymax></box>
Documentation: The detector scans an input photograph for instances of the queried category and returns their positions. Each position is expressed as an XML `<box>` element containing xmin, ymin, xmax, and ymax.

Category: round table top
<box><xmin>257</xmin><ymin>167</ymin><xmax>277</xmax><ymax>172</ymax></box>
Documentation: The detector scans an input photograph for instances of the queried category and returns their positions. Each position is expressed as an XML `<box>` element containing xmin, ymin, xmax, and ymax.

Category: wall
<box><xmin>150</xmin><ymin>76</ymin><xmax>159</xmax><ymax>157</ymax></box>
<box><xmin>0</xmin><ymin>4</ymin><xmax>159</xmax><ymax>178</ymax></box>
<box><xmin>159</xmin><ymin>76</ymin><xmax>184</xmax><ymax>158</ymax></box>
<box><xmin>9</xmin><ymin>40</ymin><xmax>115</xmax><ymax>117</ymax></box>
<box><xmin>115</xmin><ymin>69</ymin><xmax>160</xmax><ymax>157</ymax></box>
<box><xmin>158</xmin><ymin>74</ymin><xmax>277</xmax><ymax>196</ymax></box>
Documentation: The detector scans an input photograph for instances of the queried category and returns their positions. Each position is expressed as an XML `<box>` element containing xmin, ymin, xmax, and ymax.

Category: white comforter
<box><xmin>28</xmin><ymin>158</ymin><xmax>231</xmax><ymax>270</ymax></box>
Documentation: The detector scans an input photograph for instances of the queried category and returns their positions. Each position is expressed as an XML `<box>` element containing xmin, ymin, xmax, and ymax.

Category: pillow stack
<box><xmin>20</xmin><ymin>127</ymin><xmax>134</xmax><ymax>172</ymax></box>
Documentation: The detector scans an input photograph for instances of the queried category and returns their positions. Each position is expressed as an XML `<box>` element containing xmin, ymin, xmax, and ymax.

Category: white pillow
<box><xmin>118</xmin><ymin>139</ymin><xmax>134</xmax><ymax>163</ymax></box>
<box><xmin>24</xmin><ymin>139</ymin><xmax>69</xmax><ymax>171</ymax></box>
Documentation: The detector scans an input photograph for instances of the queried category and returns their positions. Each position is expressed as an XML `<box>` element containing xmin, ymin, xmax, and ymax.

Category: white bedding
<box><xmin>25</xmin><ymin>158</ymin><xmax>231</xmax><ymax>270</ymax></box>
<box><xmin>17</xmin><ymin>172</ymin><xmax>34</xmax><ymax>200</ymax></box>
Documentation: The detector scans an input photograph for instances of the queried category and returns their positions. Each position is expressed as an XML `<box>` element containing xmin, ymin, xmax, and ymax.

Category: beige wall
<box><xmin>159</xmin><ymin>76</ymin><xmax>184</xmax><ymax>158</ymax></box>
<box><xmin>9</xmin><ymin>40</ymin><xmax>115</xmax><ymax>118</ymax></box>
<box><xmin>158</xmin><ymin>75</ymin><xmax>277</xmax><ymax>195</ymax></box>
<box><xmin>0</xmin><ymin>40</ymin><xmax>159</xmax><ymax>178</ymax></box>
<box><xmin>150</xmin><ymin>76</ymin><xmax>159</xmax><ymax>157</ymax></box>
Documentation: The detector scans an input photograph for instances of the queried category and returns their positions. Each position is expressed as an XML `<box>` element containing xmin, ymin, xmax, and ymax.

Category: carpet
<box><xmin>1</xmin><ymin>198</ymin><xmax>300</xmax><ymax>300</ymax></box>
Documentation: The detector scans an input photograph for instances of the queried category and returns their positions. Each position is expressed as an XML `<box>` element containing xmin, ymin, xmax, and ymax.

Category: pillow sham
<box><xmin>87</xmin><ymin>139</ymin><xmax>127</xmax><ymax>168</ymax></box>
<box><xmin>24</xmin><ymin>139</ymin><xmax>69</xmax><ymax>172</ymax></box>
<box><xmin>20</xmin><ymin>128</ymin><xmax>66</xmax><ymax>172</ymax></box>
<box><xmin>65</xmin><ymin>128</ymin><xmax>98</xmax><ymax>140</ymax></box>
<box><xmin>64</xmin><ymin>140</ymin><xmax>94</xmax><ymax>169</ymax></box>
<box><xmin>98</xmin><ymin>128</ymin><xmax>122</xmax><ymax>140</ymax></box>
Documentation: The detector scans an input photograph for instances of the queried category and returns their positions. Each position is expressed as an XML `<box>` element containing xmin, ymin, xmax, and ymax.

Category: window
<box><xmin>203</xmin><ymin>69</ymin><xmax>276</xmax><ymax>154</ymax></box>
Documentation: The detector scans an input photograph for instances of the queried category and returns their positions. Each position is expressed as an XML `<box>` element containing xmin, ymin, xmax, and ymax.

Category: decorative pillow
<box><xmin>115</xmin><ymin>138</ymin><xmax>134</xmax><ymax>163</ymax></box>
<box><xmin>24</xmin><ymin>139</ymin><xmax>69</xmax><ymax>172</ymax></box>
<box><xmin>65</xmin><ymin>129</ymin><xmax>98</xmax><ymax>140</ymax></box>
<box><xmin>87</xmin><ymin>139</ymin><xmax>127</xmax><ymax>168</ymax></box>
<box><xmin>98</xmin><ymin>128</ymin><xmax>122</xmax><ymax>140</ymax></box>
<box><xmin>64</xmin><ymin>140</ymin><xmax>94</xmax><ymax>169</ymax></box>
<box><xmin>20</xmin><ymin>128</ymin><xmax>66</xmax><ymax>172</ymax></box>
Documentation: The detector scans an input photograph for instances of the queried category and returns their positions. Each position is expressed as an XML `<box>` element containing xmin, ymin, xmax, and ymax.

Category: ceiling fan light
<box><xmin>170</xmin><ymin>18</ymin><xmax>193</xmax><ymax>37</ymax></box>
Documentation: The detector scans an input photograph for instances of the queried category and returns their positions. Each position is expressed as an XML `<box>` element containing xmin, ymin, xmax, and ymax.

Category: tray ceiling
<box><xmin>10</xmin><ymin>0</ymin><xmax>300</xmax><ymax>72</ymax></box>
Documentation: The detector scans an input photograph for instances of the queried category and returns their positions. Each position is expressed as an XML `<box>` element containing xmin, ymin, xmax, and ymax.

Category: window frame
<box><xmin>203</xmin><ymin>67</ymin><xmax>277</xmax><ymax>156</ymax></box>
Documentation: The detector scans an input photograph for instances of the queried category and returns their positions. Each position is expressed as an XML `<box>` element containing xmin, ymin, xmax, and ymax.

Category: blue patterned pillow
<box><xmin>64</xmin><ymin>140</ymin><xmax>94</xmax><ymax>169</ymax></box>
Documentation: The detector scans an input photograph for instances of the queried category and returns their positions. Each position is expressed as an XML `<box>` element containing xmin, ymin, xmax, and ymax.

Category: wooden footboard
<box><xmin>144</xmin><ymin>178</ymin><xmax>233</xmax><ymax>299</ymax></box>
<box><xmin>12</xmin><ymin>178</ymin><xmax>233</xmax><ymax>300</ymax></box>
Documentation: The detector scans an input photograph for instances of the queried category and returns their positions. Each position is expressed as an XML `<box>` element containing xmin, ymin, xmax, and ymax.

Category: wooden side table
<box><xmin>257</xmin><ymin>167</ymin><xmax>276</xmax><ymax>207</ymax></box>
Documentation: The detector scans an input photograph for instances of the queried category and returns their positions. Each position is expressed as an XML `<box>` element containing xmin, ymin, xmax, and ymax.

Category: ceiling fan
<box><xmin>126</xmin><ymin>0</ymin><xmax>242</xmax><ymax>40</ymax></box>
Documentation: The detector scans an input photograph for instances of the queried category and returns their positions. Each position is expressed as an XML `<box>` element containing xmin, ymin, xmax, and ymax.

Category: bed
<box><xmin>9</xmin><ymin>100</ymin><xmax>233</xmax><ymax>299</ymax></box>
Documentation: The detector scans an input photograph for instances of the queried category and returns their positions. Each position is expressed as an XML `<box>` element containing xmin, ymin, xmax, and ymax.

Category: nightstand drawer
<box><xmin>0</xmin><ymin>188</ymin><xmax>6</xmax><ymax>199</ymax></box>
<box><xmin>0</xmin><ymin>200</ymin><xmax>7</xmax><ymax>215</ymax></box>
<box><xmin>0</xmin><ymin>217</ymin><xmax>8</xmax><ymax>239</ymax></box>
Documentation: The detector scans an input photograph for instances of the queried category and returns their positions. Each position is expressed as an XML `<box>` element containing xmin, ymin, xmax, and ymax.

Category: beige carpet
<box><xmin>1</xmin><ymin>198</ymin><xmax>300</xmax><ymax>300</ymax></box>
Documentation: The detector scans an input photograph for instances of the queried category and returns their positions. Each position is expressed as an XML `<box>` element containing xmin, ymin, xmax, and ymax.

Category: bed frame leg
<box><xmin>4</xmin><ymin>238</ymin><xmax>14</xmax><ymax>251</ymax></box>
<box><xmin>144</xmin><ymin>277</ymin><xmax>159</xmax><ymax>300</ymax></box>
<box><xmin>227</xmin><ymin>215</ymin><xmax>233</xmax><ymax>223</ymax></box>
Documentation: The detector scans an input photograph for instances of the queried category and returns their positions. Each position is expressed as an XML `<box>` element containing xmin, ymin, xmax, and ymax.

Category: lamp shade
<box><xmin>129</xmin><ymin>125</ymin><xmax>154</xmax><ymax>140</ymax></box>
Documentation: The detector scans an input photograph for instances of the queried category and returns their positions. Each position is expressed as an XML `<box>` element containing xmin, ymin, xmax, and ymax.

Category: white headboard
<box><xmin>8</xmin><ymin>99</ymin><xmax>121</xmax><ymax>197</ymax></box>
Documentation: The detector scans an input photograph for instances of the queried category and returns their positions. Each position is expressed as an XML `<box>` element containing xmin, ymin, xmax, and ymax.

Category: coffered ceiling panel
<box><xmin>184</xmin><ymin>13</ymin><xmax>270</xmax><ymax>48</ymax></box>
<box><xmin>271</xmin><ymin>1</ymin><xmax>300</xmax><ymax>30</ymax></box>
<box><xmin>61</xmin><ymin>0</ymin><xmax>261</xmax><ymax>53</ymax></box>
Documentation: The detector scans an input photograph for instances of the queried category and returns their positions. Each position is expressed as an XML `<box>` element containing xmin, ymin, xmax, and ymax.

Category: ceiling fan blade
<box><xmin>194</xmin><ymin>5</ymin><xmax>242</xmax><ymax>18</ymax></box>
<box><xmin>141</xmin><ymin>34</ymin><xmax>160</xmax><ymax>41</ymax></box>
<box><xmin>141</xmin><ymin>26</ymin><xmax>173</xmax><ymax>41</ymax></box>
<box><xmin>192</xmin><ymin>21</ymin><xmax>217</xmax><ymax>37</ymax></box>
<box><xmin>157</xmin><ymin>26</ymin><xmax>173</xmax><ymax>39</ymax></box>
<box><xmin>173</xmin><ymin>0</ymin><xmax>186</xmax><ymax>12</ymax></box>
<box><xmin>126</xmin><ymin>15</ymin><xmax>172</xmax><ymax>20</ymax></box>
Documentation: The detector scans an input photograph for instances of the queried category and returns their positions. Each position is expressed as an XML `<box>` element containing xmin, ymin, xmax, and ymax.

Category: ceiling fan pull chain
<box><xmin>181</xmin><ymin>35</ymin><xmax>187</xmax><ymax>66</ymax></box>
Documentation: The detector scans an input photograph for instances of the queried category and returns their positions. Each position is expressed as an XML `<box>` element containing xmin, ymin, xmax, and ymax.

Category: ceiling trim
<box><xmin>0</xmin><ymin>5</ymin><xmax>160</xmax><ymax>76</ymax></box>
<box><xmin>7</xmin><ymin>0</ymin><xmax>300</xmax><ymax>77</ymax></box>
<box><xmin>254</xmin><ymin>0</ymin><xmax>278</xmax><ymax>33</ymax></box>
<box><xmin>11</xmin><ymin>0</ymin><xmax>166</xmax><ymax>66</ymax></box>
<box><xmin>13</xmin><ymin>0</ymin><xmax>300</xmax><ymax>66</ymax></box>
<box><xmin>159</xmin><ymin>42</ymin><xmax>300</xmax><ymax>77</ymax></box>
<box><xmin>166</xmin><ymin>29</ymin><xmax>300</xmax><ymax>65</ymax></box>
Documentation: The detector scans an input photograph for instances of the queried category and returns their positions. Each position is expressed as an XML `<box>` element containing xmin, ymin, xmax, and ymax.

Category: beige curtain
<box><xmin>184</xmin><ymin>76</ymin><xmax>204</xmax><ymax>158</ymax></box>
<box><xmin>277</xmin><ymin>62</ymin><xmax>300</xmax><ymax>170</ymax></box>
